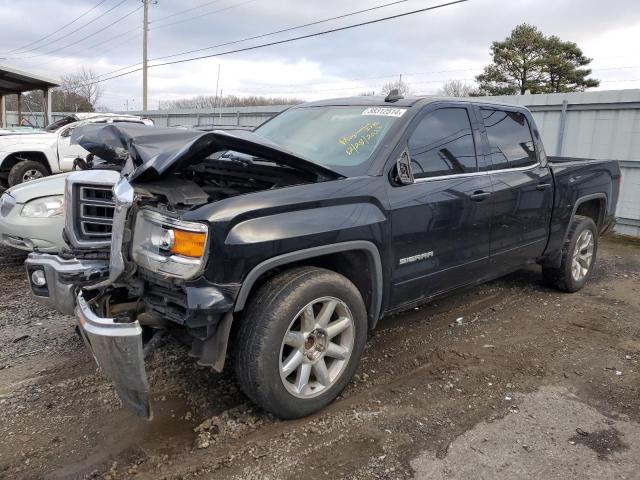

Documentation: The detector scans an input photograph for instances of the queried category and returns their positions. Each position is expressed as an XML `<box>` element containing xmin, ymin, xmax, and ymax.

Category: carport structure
<box><xmin>0</xmin><ymin>64</ymin><xmax>59</xmax><ymax>128</ymax></box>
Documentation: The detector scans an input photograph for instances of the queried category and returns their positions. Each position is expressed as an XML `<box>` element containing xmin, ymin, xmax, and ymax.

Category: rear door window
<box><xmin>480</xmin><ymin>109</ymin><xmax>537</xmax><ymax>169</ymax></box>
<box><xmin>407</xmin><ymin>107</ymin><xmax>478</xmax><ymax>179</ymax></box>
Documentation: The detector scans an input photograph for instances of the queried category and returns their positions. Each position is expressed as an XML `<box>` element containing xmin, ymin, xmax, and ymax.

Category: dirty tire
<box><xmin>234</xmin><ymin>266</ymin><xmax>367</xmax><ymax>419</ymax></box>
<box><xmin>8</xmin><ymin>160</ymin><xmax>48</xmax><ymax>186</ymax></box>
<box><xmin>542</xmin><ymin>215</ymin><xmax>598</xmax><ymax>293</ymax></box>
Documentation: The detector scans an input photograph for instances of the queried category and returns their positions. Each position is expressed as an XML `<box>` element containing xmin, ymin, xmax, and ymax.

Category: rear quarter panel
<box><xmin>544</xmin><ymin>159</ymin><xmax>621</xmax><ymax>261</ymax></box>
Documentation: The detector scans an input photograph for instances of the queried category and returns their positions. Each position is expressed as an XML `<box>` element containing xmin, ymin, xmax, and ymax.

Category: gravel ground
<box><xmin>0</xmin><ymin>235</ymin><xmax>638</xmax><ymax>480</ymax></box>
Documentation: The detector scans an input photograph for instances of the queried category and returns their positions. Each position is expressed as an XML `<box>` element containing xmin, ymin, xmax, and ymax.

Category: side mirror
<box><xmin>395</xmin><ymin>148</ymin><xmax>414</xmax><ymax>185</ymax></box>
<box><xmin>60</xmin><ymin>127</ymin><xmax>74</xmax><ymax>138</ymax></box>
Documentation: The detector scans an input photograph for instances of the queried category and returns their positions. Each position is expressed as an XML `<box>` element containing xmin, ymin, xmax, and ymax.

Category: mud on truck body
<box><xmin>25</xmin><ymin>95</ymin><xmax>620</xmax><ymax>419</ymax></box>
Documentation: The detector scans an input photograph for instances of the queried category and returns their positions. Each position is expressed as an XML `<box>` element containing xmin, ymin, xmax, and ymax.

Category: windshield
<box><xmin>45</xmin><ymin>115</ymin><xmax>77</xmax><ymax>132</ymax></box>
<box><xmin>254</xmin><ymin>105</ymin><xmax>406</xmax><ymax>174</ymax></box>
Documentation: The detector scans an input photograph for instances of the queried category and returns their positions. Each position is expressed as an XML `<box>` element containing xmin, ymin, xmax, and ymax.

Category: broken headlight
<box><xmin>131</xmin><ymin>209</ymin><xmax>208</xmax><ymax>280</ymax></box>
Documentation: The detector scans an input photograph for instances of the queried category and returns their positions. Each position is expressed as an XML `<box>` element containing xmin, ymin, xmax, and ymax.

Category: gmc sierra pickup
<box><xmin>25</xmin><ymin>93</ymin><xmax>620</xmax><ymax>419</ymax></box>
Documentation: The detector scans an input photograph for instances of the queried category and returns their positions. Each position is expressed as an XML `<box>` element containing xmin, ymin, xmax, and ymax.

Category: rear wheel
<box><xmin>234</xmin><ymin>267</ymin><xmax>367</xmax><ymax>419</ymax></box>
<box><xmin>542</xmin><ymin>215</ymin><xmax>598</xmax><ymax>292</ymax></box>
<box><xmin>8</xmin><ymin>160</ymin><xmax>48</xmax><ymax>186</ymax></box>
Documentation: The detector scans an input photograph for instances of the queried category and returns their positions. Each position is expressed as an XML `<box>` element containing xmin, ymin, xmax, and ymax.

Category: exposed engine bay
<box><xmin>134</xmin><ymin>153</ymin><xmax>320</xmax><ymax>210</ymax></box>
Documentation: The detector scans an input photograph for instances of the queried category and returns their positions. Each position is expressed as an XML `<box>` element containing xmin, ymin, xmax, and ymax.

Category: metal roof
<box><xmin>0</xmin><ymin>64</ymin><xmax>59</xmax><ymax>95</ymax></box>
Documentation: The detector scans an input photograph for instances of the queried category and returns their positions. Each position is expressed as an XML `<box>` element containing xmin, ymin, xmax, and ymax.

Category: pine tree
<box><xmin>476</xmin><ymin>24</ymin><xmax>599</xmax><ymax>95</ymax></box>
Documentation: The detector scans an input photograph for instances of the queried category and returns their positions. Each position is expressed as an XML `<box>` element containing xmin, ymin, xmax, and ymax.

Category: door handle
<box><xmin>469</xmin><ymin>191</ymin><xmax>491</xmax><ymax>202</ymax></box>
<box><xmin>536</xmin><ymin>183</ymin><xmax>552</xmax><ymax>191</ymax></box>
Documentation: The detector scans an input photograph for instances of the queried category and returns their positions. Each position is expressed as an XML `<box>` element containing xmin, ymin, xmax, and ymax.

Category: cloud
<box><xmin>2</xmin><ymin>0</ymin><xmax>639</xmax><ymax>109</ymax></box>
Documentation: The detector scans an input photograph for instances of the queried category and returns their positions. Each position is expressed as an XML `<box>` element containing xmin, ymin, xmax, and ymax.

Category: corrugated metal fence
<box><xmin>6</xmin><ymin>105</ymin><xmax>288</xmax><ymax>129</ymax></box>
<box><xmin>6</xmin><ymin>89</ymin><xmax>640</xmax><ymax>236</ymax></box>
<box><xmin>129</xmin><ymin>105</ymin><xmax>290</xmax><ymax>127</ymax></box>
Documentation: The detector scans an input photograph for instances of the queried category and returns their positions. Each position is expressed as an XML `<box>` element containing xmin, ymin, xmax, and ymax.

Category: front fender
<box><xmin>225</xmin><ymin>203</ymin><xmax>386</xmax><ymax>245</ymax></box>
<box><xmin>0</xmin><ymin>144</ymin><xmax>58</xmax><ymax>172</ymax></box>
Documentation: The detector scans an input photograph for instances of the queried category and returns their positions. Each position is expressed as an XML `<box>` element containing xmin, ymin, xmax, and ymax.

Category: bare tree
<box><xmin>5</xmin><ymin>89</ymin><xmax>93</xmax><ymax>113</ymax></box>
<box><xmin>159</xmin><ymin>94</ymin><xmax>304</xmax><ymax>110</ymax></box>
<box><xmin>380</xmin><ymin>79</ymin><xmax>412</xmax><ymax>96</ymax></box>
<box><xmin>60</xmin><ymin>67</ymin><xmax>103</xmax><ymax>108</ymax></box>
<box><xmin>437</xmin><ymin>80</ymin><xmax>480</xmax><ymax>97</ymax></box>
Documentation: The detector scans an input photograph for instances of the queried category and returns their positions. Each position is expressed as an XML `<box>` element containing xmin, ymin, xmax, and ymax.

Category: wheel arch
<box><xmin>539</xmin><ymin>193</ymin><xmax>607</xmax><ymax>269</ymax></box>
<box><xmin>1</xmin><ymin>151</ymin><xmax>52</xmax><ymax>174</ymax></box>
<box><xmin>572</xmin><ymin>193</ymin><xmax>607</xmax><ymax>233</ymax></box>
<box><xmin>234</xmin><ymin>241</ymin><xmax>383</xmax><ymax>330</ymax></box>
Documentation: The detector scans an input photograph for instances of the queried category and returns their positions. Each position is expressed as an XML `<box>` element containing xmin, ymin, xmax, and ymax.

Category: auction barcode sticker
<box><xmin>361</xmin><ymin>107</ymin><xmax>407</xmax><ymax>117</ymax></box>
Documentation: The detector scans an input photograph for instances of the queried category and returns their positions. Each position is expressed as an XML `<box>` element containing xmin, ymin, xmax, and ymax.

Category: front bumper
<box><xmin>76</xmin><ymin>291</ymin><xmax>152</xmax><ymax>418</ymax></box>
<box><xmin>25</xmin><ymin>253</ymin><xmax>109</xmax><ymax>315</ymax></box>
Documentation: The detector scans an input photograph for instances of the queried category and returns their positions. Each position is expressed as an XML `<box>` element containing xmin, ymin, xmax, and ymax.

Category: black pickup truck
<box><xmin>26</xmin><ymin>93</ymin><xmax>620</xmax><ymax>419</ymax></box>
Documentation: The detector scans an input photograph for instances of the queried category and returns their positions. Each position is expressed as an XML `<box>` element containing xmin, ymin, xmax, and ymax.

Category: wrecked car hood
<box><xmin>71</xmin><ymin>123</ymin><xmax>343</xmax><ymax>182</ymax></box>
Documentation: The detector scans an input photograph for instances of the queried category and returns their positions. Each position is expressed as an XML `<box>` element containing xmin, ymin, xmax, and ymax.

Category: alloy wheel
<box><xmin>571</xmin><ymin>230</ymin><xmax>594</xmax><ymax>281</ymax></box>
<box><xmin>22</xmin><ymin>169</ymin><xmax>44</xmax><ymax>182</ymax></box>
<box><xmin>279</xmin><ymin>296</ymin><xmax>355</xmax><ymax>399</ymax></box>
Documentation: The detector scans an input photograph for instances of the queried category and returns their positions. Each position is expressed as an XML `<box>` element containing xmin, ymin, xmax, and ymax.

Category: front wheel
<box><xmin>543</xmin><ymin>215</ymin><xmax>598</xmax><ymax>292</ymax></box>
<box><xmin>8</xmin><ymin>160</ymin><xmax>48</xmax><ymax>186</ymax></box>
<box><xmin>234</xmin><ymin>267</ymin><xmax>368</xmax><ymax>419</ymax></box>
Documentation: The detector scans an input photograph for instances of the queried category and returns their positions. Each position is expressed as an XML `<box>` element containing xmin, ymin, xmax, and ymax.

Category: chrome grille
<box><xmin>76</xmin><ymin>185</ymin><xmax>115</xmax><ymax>240</ymax></box>
<box><xmin>64</xmin><ymin>170</ymin><xmax>120</xmax><ymax>249</ymax></box>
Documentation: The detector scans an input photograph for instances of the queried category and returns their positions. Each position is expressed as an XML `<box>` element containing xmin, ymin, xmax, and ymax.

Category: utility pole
<box><xmin>142</xmin><ymin>0</ymin><xmax>149</xmax><ymax>111</ymax></box>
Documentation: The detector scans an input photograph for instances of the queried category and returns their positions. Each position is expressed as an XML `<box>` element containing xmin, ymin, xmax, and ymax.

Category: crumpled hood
<box><xmin>71</xmin><ymin>123</ymin><xmax>343</xmax><ymax>182</ymax></box>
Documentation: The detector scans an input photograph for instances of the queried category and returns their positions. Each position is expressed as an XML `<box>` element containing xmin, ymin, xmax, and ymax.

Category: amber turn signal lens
<box><xmin>170</xmin><ymin>229</ymin><xmax>206</xmax><ymax>257</ymax></box>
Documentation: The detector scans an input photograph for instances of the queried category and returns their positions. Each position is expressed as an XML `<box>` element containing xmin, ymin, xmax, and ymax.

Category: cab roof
<box><xmin>298</xmin><ymin>95</ymin><xmax>528</xmax><ymax>111</ymax></box>
<box><xmin>299</xmin><ymin>95</ymin><xmax>434</xmax><ymax>108</ymax></box>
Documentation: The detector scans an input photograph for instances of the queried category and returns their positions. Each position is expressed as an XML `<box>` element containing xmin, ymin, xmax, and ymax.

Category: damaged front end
<box><xmin>26</xmin><ymin>123</ymin><xmax>342</xmax><ymax>419</ymax></box>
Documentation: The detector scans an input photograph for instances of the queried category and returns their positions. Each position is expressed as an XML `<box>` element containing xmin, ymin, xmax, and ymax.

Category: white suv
<box><xmin>0</xmin><ymin>113</ymin><xmax>152</xmax><ymax>187</ymax></box>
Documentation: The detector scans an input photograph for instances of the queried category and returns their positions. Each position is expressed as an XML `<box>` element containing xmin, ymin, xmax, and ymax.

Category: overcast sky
<box><xmin>1</xmin><ymin>0</ymin><xmax>639</xmax><ymax>110</ymax></box>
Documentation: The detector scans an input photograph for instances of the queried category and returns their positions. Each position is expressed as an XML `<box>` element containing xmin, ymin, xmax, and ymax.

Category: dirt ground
<box><xmin>0</xmin><ymin>236</ymin><xmax>638</xmax><ymax>480</ymax></box>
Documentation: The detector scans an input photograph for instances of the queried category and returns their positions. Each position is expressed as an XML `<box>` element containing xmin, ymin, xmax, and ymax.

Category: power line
<box><xmin>94</xmin><ymin>0</ymin><xmax>426</xmax><ymax>79</ymax></box>
<box><xmin>91</xmin><ymin>0</ymin><xmax>258</xmax><ymax>77</ymax></box>
<box><xmin>8</xmin><ymin>0</ymin><xmax>139</xmax><ymax>60</ymax></box>
<box><xmin>92</xmin><ymin>0</ymin><xmax>469</xmax><ymax>85</ymax></box>
<box><xmin>3</xmin><ymin>0</ymin><xmax>111</xmax><ymax>55</ymax></box>
<box><xmin>94</xmin><ymin>31</ymin><xmax>143</xmax><ymax>57</ymax></box>
<box><xmin>83</xmin><ymin>25</ymin><xmax>140</xmax><ymax>51</ymax></box>
<box><xmin>151</xmin><ymin>0</ymin><xmax>259</xmax><ymax>30</ymax></box>
<box><xmin>152</xmin><ymin>0</ymin><xmax>420</xmax><ymax>62</ymax></box>
<box><xmin>152</xmin><ymin>0</ymin><xmax>225</xmax><ymax>23</ymax></box>
<box><xmin>4</xmin><ymin>0</ymin><xmax>130</xmax><ymax>58</ymax></box>
<box><xmin>15</xmin><ymin>3</ymin><xmax>143</xmax><ymax>60</ymax></box>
